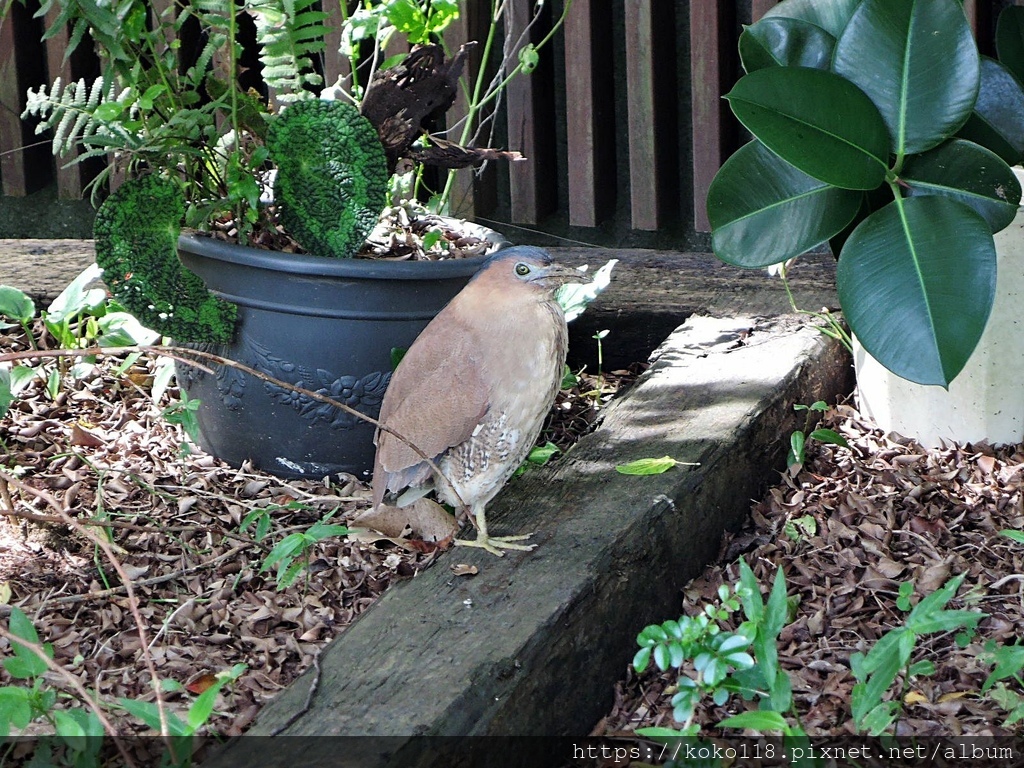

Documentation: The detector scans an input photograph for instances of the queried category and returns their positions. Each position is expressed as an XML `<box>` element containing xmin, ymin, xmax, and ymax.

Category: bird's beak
<box><xmin>530</xmin><ymin>263</ymin><xmax>585</xmax><ymax>287</ymax></box>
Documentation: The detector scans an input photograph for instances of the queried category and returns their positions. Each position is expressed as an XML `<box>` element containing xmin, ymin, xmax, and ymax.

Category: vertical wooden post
<box><xmin>564</xmin><ymin>0</ymin><xmax>615</xmax><ymax>227</ymax></box>
<box><xmin>0</xmin><ymin>3</ymin><xmax>50</xmax><ymax>197</ymax></box>
<box><xmin>624</xmin><ymin>0</ymin><xmax>663</xmax><ymax>231</ymax></box>
<box><xmin>444</xmin><ymin>1</ymin><xmax>497</xmax><ymax>219</ymax></box>
<box><xmin>323</xmin><ymin>0</ymin><xmax>352</xmax><ymax>88</ymax></box>
<box><xmin>689</xmin><ymin>1</ymin><xmax>733</xmax><ymax>233</ymax></box>
<box><xmin>750</xmin><ymin>0</ymin><xmax>777</xmax><ymax>22</ymax></box>
<box><xmin>504</xmin><ymin>0</ymin><xmax>556</xmax><ymax>225</ymax></box>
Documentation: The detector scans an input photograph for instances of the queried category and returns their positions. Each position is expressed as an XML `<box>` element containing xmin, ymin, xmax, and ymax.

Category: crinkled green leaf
<box><xmin>94</xmin><ymin>175</ymin><xmax>237</xmax><ymax>343</ymax></box>
<box><xmin>267</xmin><ymin>100</ymin><xmax>388</xmax><ymax>259</ymax></box>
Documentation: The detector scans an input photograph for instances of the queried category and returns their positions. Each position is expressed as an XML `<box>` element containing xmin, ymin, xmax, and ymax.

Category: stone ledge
<box><xmin>206</xmin><ymin>314</ymin><xmax>853</xmax><ymax>767</ymax></box>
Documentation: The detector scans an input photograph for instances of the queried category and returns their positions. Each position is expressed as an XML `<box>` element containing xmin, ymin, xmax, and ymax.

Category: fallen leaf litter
<box><xmin>0</xmin><ymin>324</ymin><xmax>637</xmax><ymax>741</ymax></box>
<box><xmin>592</xmin><ymin>403</ymin><xmax>1024</xmax><ymax>740</ymax></box>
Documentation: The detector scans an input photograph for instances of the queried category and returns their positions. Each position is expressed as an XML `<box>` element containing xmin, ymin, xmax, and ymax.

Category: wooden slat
<box><xmin>0</xmin><ymin>3</ymin><xmax>49</xmax><ymax>197</ymax></box>
<box><xmin>0</xmin><ymin>11</ymin><xmax>29</xmax><ymax>196</ymax></box>
<box><xmin>443</xmin><ymin>2</ymin><xmax>497</xmax><ymax>219</ymax></box>
<box><xmin>625</xmin><ymin>0</ymin><xmax>662</xmax><ymax>231</ymax></box>
<box><xmin>504</xmin><ymin>0</ymin><xmax>556</xmax><ymax>225</ymax></box>
<box><xmin>322</xmin><ymin>1</ymin><xmax>351</xmax><ymax>87</ymax></box>
<box><xmin>564</xmin><ymin>0</ymin><xmax>615</xmax><ymax>227</ymax></box>
<box><xmin>750</xmin><ymin>0</ymin><xmax>777</xmax><ymax>22</ymax></box>
<box><xmin>689</xmin><ymin>1</ymin><xmax>731</xmax><ymax>233</ymax></box>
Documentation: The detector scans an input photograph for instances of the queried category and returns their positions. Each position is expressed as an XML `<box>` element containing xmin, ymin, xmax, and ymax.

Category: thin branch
<box><xmin>3</xmin><ymin>544</ymin><xmax>251</xmax><ymax>610</ymax></box>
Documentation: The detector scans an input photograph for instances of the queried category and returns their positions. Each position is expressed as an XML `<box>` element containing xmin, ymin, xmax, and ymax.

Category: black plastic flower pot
<box><xmin>174</xmin><ymin>227</ymin><xmax>505</xmax><ymax>480</ymax></box>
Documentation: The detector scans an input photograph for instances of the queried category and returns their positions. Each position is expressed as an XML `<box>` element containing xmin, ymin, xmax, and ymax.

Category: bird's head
<box><xmin>473</xmin><ymin>246</ymin><xmax>582</xmax><ymax>294</ymax></box>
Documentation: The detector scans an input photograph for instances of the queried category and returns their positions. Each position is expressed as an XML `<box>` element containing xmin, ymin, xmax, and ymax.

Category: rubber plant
<box><xmin>707</xmin><ymin>0</ymin><xmax>1024</xmax><ymax>387</ymax></box>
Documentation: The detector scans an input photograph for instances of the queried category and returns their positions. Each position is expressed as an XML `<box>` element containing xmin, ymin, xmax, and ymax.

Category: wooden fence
<box><xmin>0</xmin><ymin>0</ymin><xmax>1014</xmax><ymax>245</ymax></box>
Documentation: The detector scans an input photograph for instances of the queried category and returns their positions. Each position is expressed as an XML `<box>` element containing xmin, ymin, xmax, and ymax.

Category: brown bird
<box><xmin>371</xmin><ymin>246</ymin><xmax>580</xmax><ymax>556</ymax></box>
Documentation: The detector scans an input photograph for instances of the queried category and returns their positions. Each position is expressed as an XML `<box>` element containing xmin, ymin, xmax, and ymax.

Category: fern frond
<box><xmin>23</xmin><ymin>76</ymin><xmax>128</xmax><ymax>156</ymax></box>
<box><xmin>250</xmin><ymin>0</ymin><xmax>329</xmax><ymax>102</ymax></box>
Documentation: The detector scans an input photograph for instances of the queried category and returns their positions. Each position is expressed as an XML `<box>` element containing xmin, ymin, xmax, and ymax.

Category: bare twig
<box><xmin>4</xmin><ymin>544</ymin><xmax>252</xmax><ymax>610</ymax></box>
<box><xmin>0</xmin><ymin>344</ymin><xmax>468</xmax><ymax>509</ymax></box>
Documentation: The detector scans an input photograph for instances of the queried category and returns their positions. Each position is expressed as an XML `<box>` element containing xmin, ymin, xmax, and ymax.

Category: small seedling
<box><xmin>788</xmin><ymin>401</ymin><xmax>849</xmax><ymax>471</ymax></box>
<box><xmin>850</xmin><ymin>573</ymin><xmax>984</xmax><ymax>735</ymax></box>
<box><xmin>261</xmin><ymin>511</ymin><xmax>349</xmax><ymax>590</ymax></box>
<box><xmin>161</xmin><ymin>391</ymin><xmax>202</xmax><ymax>453</ymax></box>
<box><xmin>633</xmin><ymin>559</ymin><xmax>798</xmax><ymax>740</ymax></box>
<box><xmin>783</xmin><ymin>514</ymin><xmax>816</xmax><ymax>542</ymax></box>
<box><xmin>0</xmin><ymin>607</ymin><xmax>244</xmax><ymax>766</ymax></box>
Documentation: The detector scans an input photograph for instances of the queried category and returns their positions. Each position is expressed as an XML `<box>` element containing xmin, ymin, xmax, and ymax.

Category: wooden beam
<box><xmin>564</xmin><ymin>0</ymin><xmax>615</xmax><ymax>227</ymax></box>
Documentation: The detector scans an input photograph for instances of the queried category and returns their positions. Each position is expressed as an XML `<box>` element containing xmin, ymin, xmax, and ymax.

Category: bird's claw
<box><xmin>455</xmin><ymin>533</ymin><xmax>536</xmax><ymax>557</ymax></box>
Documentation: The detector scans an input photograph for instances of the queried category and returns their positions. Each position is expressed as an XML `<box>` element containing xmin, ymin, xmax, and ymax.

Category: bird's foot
<box><xmin>454</xmin><ymin>533</ymin><xmax>536</xmax><ymax>557</ymax></box>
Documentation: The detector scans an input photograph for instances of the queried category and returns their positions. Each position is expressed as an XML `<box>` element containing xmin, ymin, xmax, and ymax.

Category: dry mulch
<box><xmin>592</xmin><ymin>403</ymin><xmax>1024</xmax><ymax>741</ymax></box>
<box><xmin>0</xmin><ymin>322</ymin><xmax>634</xmax><ymax>746</ymax></box>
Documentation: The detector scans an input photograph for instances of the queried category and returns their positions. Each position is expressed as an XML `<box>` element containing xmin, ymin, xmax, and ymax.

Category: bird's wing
<box><xmin>374</xmin><ymin>328</ymin><xmax>490</xmax><ymax>484</ymax></box>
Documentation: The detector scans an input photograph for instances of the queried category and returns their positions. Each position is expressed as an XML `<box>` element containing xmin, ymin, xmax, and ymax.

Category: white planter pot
<box><xmin>855</xmin><ymin>171</ymin><xmax>1024</xmax><ymax>448</ymax></box>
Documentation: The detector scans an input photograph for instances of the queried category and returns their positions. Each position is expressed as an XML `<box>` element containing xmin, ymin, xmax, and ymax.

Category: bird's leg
<box><xmin>454</xmin><ymin>503</ymin><xmax>536</xmax><ymax>557</ymax></box>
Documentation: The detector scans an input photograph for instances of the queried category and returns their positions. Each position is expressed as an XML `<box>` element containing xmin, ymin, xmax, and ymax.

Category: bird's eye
<box><xmin>514</xmin><ymin>262</ymin><xmax>531</xmax><ymax>276</ymax></box>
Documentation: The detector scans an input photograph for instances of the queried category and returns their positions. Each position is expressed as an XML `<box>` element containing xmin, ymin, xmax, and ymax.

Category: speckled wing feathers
<box><xmin>372</xmin><ymin>327</ymin><xmax>489</xmax><ymax>506</ymax></box>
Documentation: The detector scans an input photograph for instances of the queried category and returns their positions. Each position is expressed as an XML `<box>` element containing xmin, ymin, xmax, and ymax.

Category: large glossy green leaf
<box><xmin>833</xmin><ymin>0</ymin><xmax>979</xmax><ymax>158</ymax></box>
<box><xmin>836</xmin><ymin>196</ymin><xmax>996</xmax><ymax>386</ymax></box>
<box><xmin>724</xmin><ymin>68</ymin><xmax>889</xmax><ymax>190</ymax></box>
<box><xmin>996</xmin><ymin>6</ymin><xmax>1024</xmax><ymax>85</ymax></box>
<box><xmin>761</xmin><ymin>0</ymin><xmax>861</xmax><ymax>38</ymax></box>
<box><xmin>901</xmin><ymin>139</ymin><xmax>1021</xmax><ymax>232</ymax></box>
<box><xmin>708</xmin><ymin>140</ymin><xmax>861</xmax><ymax>267</ymax></box>
<box><xmin>957</xmin><ymin>57</ymin><xmax>1024</xmax><ymax>166</ymax></box>
<box><xmin>739</xmin><ymin>17</ymin><xmax>835</xmax><ymax>73</ymax></box>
